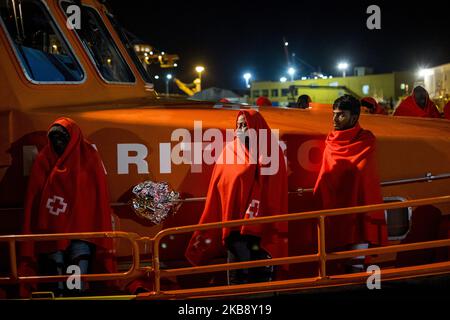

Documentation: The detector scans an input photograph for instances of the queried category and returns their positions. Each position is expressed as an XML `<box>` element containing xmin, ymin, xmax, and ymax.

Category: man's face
<box><xmin>333</xmin><ymin>108</ymin><xmax>358</xmax><ymax>131</ymax></box>
<box><xmin>48</xmin><ymin>125</ymin><xmax>70</xmax><ymax>156</ymax></box>
<box><xmin>414</xmin><ymin>89</ymin><xmax>427</xmax><ymax>108</ymax></box>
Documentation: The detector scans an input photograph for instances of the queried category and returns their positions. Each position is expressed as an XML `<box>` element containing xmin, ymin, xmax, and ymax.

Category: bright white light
<box><xmin>196</xmin><ymin>66</ymin><xmax>205</xmax><ymax>73</ymax></box>
<box><xmin>280</xmin><ymin>77</ymin><xmax>287</xmax><ymax>83</ymax></box>
<box><xmin>323</xmin><ymin>76</ymin><xmax>328</xmax><ymax>79</ymax></box>
<box><xmin>417</xmin><ymin>68</ymin><xmax>433</xmax><ymax>78</ymax></box>
<box><xmin>284</xmin><ymin>42</ymin><xmax>289</xmax><ymax>47</ymax></box>
<box><xmin>154</xmin><ymin>75</ymin><xmax>160</xmax><ymax>79</ymax></box>
<box><xmin>161</xmin><ymin>51</ymin><xmax>165</xmax><ymax>55</ymax></box>
<box><xmin>338</xmin><ymin>62</ymin><xmax>349</xmax><ymax>70</ymax></box>
<box><xmin>329</xmin><ymin>76</ymin><xmax>333</xmax><ymax>79</ymax></box>
<box><xmin>314</xmin><ymin>76</ymin><xmax>318</xmax><ymax>79</ymax></box>
<box><xmin>149</xmin><ymin>51</ymin><xmax>154</xmax><ymax>55</ymax></box>
<box><xmin>174</xmin><ymin>63</ymin><xmax>178</xmax><ymax>67</ymax></box>
<box><xmin>166</xmin><ymin>74</ymin><xmax>172</xmax><ymax>80</ymax></box>
<box><xmin>288</xmin><ymin>67</ymin><xmax>296</xmax><ymax>76</ymax></box>
<box><xmin>301</xmin><ymin>76</ymin><xmax>307</xmax><ymax>80</ymax></box>
<box><xmin>243</xmin><ymin>73</ymin><xmax>252</xmax><ymax>81</ymax></box>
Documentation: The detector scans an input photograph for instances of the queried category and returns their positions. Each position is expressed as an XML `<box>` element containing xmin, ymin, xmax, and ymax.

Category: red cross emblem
<box><xmin>46</xmin><ymin>196</ymin><xmax>68</xmax><ymax>216</ymax></box>
<box><xmin>245</xmin><ymin>200</ymin><xmax>260</xmax><ymax>219</ymax></box>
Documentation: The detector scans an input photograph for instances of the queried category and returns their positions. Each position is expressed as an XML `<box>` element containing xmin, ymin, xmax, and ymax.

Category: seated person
<box><xmin>297</xmin><ymin>95</ymin><xmax>312</xmax><ymax>109</ymax></box>
<box><xmin>314</xmin><ymin>95</ymin><xmax>388</xmax><ymax>273</ymax></box>
<box><xmin>185</xmin><ymin>110</ymin><xmax>288</xmax><ymax>284</ymax></box>
<box><xmin>444</xmin><ymin>101</ymin><xmax>450</xmax><ymax>120</ymax></box>
<box><xmin>19</xmin><ymin>118</ymin><xmax>115</xmax><ymax>297</ymax></box>
<box><xmin>361</xmin><ymin>97</ymin><xmax>387</xmax><ymax>115</ymax></box>
<box><xmin>256</xmin><ymin>96</ymin><xmax>272</xmax><ymax>107</ymax></box>
<box><xmin>394</xmin><ymin>86</ymin><xmax>441</xmax><ymax>118</ymax></box>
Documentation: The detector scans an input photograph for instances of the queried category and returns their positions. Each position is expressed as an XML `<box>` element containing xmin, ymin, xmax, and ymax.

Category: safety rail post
<box><xmin>318</xmin><ymin>216</ymin><xmax>327</xmax><ymax>279</ymax></box>
<box><xmin>152</xmin><ymin>233</ymin><xmax>162</xmax><ymax>295</ymax></box>
<box><xmin>9</xmin><ymin>240</ymin><xmax>18</xmax><ymax>281</ymax></box>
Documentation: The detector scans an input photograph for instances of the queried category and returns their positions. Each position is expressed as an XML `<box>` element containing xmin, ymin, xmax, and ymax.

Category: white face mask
<box><xmin>235</xmin><ymin>128</ymin><xmax>248</xmax><ymax>143</ymax></box>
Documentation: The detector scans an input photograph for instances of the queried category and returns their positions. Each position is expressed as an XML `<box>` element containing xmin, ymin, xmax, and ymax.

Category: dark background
<box><xmin>107</xmin><ymin>0</ymin><xmax>450</xmax><ymax>91</ymax></box>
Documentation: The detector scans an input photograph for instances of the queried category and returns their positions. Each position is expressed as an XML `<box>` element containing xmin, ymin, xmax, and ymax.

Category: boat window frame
<box><xmin>59</xmin><ymin>0</ymin><xmax>137</xmax><ymax>85</ymax></box>
<box><xmin>0</xmin><ymin>0</ymin><xmax>87</xmax><ymax>85</ymax></box>
<box><xmin>105</xmin><ymin>11</ymin><xmax>153</xmax><ymax>85</ymax></box>
<box><xmin>383</xmin><ymin>196</ymin><xmax>413</xmax><ymax>241</ymax></box>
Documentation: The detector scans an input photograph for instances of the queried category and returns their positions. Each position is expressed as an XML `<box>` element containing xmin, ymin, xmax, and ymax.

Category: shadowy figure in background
<box><xmin>297</xmin><ymin>95</ymin><xmax>312</xmax><ymax>109</ymax></box>
<box><xmin>361</xmin><ymin>97</ymin><xmax>387</xmax><ymax>115</ymax></box>
<box><xmin>444</xmin><ymin>100</ymin><xmax>450</xmax><ymax>120</ymax></box>
<box><xmin>394</xmin><ymin>86</ymin><xmax>441</xmax><ymax>118</ymax></box>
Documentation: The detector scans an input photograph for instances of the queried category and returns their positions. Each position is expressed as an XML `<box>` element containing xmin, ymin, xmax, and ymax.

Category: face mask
<box><xmin>235</xmin><ymin>129</ymin><xmax>248</xmax><ymax>144</ymax></box>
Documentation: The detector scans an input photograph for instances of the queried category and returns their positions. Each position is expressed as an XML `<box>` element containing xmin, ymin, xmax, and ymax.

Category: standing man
<box><xmin>394</xmin><ymin>86</ymin><xmax>441</xmax><ymax>118</ymax></box>
<box><xmin>256</xmin><ymin>96</ymin><xmax>273</xmax><ymax>107</ymax></box>
<box><xmin>314</xmin><ymin>95</ymin><xmax>388</xmax><ymax>274</ymax></box>
<box><xmin>20</xmin><ymin>117</ymin><xmax>115</xmax><ymax>297</ymax></box>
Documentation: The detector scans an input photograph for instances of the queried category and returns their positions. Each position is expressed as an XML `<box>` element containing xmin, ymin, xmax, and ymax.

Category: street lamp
<box><xmin>417</xmin><ymin>68</ymin><xmax>433</xmax><ymax>78</ymax></box>
<box><xmin>337</xmin><ymin>62</ymin><xmax>349</xmax><ymax>78</ymax></box>
<box><xmin>166</xmin><ymin>74</ymin><xmax>172</xmax><ymax>95</ymax></box>
<box><xmin>243</xmin><ymin>73</ymin><xmax>252</xmax><ymax>88</ymax></box>
<box><xmin>288</xmin><ymin>67</ymin><xmax>296</xmax><ymax>81</ymax></box>
<box><xmin>195</xmin><ymin>66</ymin><xmax>205</xmax><ymax>91</ymax></box>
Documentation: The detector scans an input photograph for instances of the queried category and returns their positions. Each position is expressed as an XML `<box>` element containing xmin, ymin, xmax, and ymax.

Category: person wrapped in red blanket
<box><xmin>394</xmin><ymin>86</ymin><xmax>441</xmax><ymax>118</ymax></box>
<box><xmin>361</xmin><ymin>97</ymin><xmax>387</xmax><ymax>115</ymax></box>
<box><xmin>444</xmin><ymin>101</ymin><xmax>450</xmax><ymax>120</ymax></box>
<box><xmin>185</xmin><ymin>110</ymin><xmax>288</xmax><ymax>284</ymax></box>
<box><xmin>314</xmin><ymin>95</ymin><xmax>388</xmax><ymax>274</ymax></box>
<box><xmin>19</xmin><ymin>117</ymin><xmax>115</xmax><ymax>297</ymax></box>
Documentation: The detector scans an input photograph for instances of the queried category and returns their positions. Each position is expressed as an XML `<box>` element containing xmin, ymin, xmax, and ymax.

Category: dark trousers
<box><xmin>225</xmin><ymin>232</ymin><xmax>274</xmax><ymax>285</ymax></box>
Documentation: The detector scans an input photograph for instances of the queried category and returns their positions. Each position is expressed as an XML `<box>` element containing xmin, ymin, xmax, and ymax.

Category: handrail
<box><xmin>1</xmin><ymin>195</ymin><xmax>449</xmax><ymax>299</ymax></box>
<box><xmin>151</xmin><ymin>195</ymin><xmax>450</xmax><ymax>296</ymax></box>
<box><xmin>0</xmin><ymin>231</ymin><xmax>142</xmax><ymax>285</ymax></box>
<box><xmin>1</xmin><ymin>173</ymin><xmax>449</xmax><ymax>211</ymax></box>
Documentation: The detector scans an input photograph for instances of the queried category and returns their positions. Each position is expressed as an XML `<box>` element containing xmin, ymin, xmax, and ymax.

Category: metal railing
<box><xmin>0</xmin><ymin>196</ymin><xmax>449</xmax><ymax>299</ymax></box>
<box><xmin>148</xmin><ymin>195</ymin><xmax>450</xmax><ymax>299</ymax></box>
<box><xmin>0</xmin><ymin>231</ymin><xmax>142</xmax><ymax>285</ymax></box>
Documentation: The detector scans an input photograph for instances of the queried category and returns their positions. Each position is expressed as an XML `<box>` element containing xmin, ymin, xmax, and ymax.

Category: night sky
<box><xmin>107</xmin><ymin>0</ymin><xmax>450</xmax><ymax>91</ymax></box>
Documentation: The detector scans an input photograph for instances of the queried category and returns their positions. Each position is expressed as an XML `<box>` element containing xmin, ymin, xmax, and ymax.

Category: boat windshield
<box><xmin>106</xmin><ymin>12</ymin><xmax>153</xmax><ymax>84</ymax></box>
<box><xmin>0</xmin><ymin>0</ymin><xmax>85</xmax><ymax>83</ymax></box>
<box><xmin>60</xmin><ymin>1</ymin><xmax>135</xmax><ymax>84</ymax></box>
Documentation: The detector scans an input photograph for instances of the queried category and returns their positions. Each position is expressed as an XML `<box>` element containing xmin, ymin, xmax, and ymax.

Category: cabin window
<box><xmin>60</xmin><ymin>2</ymin><xmax>135</xmax><ymax>84</ymax></box>
<box><xmin>106</xmin><ymin>13</ymin><xmax>153</xmax><ymax>84</ymax></box>
<box><xmin>281</xmin><ymin>89</ymin><xmax>289</xmax><ymax>96</ymax></box>
<box><xmin>271</xmin><ymin>89</ymin><xmax>279</xmax><ymax>97</ymax></box>
<box><xmin>252</xmin><ymin>90</ymin><xmax>260</xmax><ymax>98</ymax></box>
<box><xmin>0</xmin><ymin>0</ymin><xmax>85</xmax><ymax>83</ymax></box>
<box><xmin>262</xmin><ymin>89</ymin><xmax>269</xmax><ymax>97</ymax></box>
<box><xmin>384</xmin><ymin>197</ymin><xmax>412</xmax><ymax>241</ymax></box>
<box><xmin>362</xmin><ymin>85</ymin><xmax>370</xmax><ymax>95</ymax></box>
